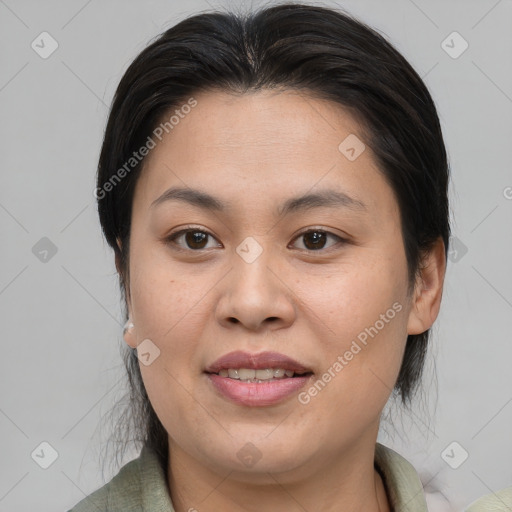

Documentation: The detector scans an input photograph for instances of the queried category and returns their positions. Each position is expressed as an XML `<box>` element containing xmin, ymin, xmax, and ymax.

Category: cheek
<box><xmin>299</xmin><ymin>250</ymin><xmax>408</xmax><ymax>341</ymax></box>
<box><xmin>127</xmin><ymin>245</ymin><xmax>216</xmax><ymax>426</ymax></box>
<box><xmin>128</xmin><ymin>242</ymin><xmax>211</xmax><ymax>341</ymax></box>
<box><xmin>129</xmin><ymin>248</ymin><xmax>214</xmax><ymax>445</ymax></box>
<box><xmin>299</xmin><ymin>254</ymin><xmax>410</xmax><ymax>415</ymax></box>
<box><xmin>139</xmin><ymin>357</ymin><xmax>211</xmax><ymax>461</ymax></box>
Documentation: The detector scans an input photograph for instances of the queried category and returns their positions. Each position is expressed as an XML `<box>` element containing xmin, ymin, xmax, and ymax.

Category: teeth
<box><xmin>255</xmin><ymin>369</ymin><xmax>272</xmax><ymax>379</ymax></box>
<box><xmin>217</xmin><ymin>368</ymin><xmax>297</xmax><ymax>380</ymax></box>
<box><xmin>238</xmin><ymin>369</ymin><xmax>256</xmax><ymax>380</ymax></box>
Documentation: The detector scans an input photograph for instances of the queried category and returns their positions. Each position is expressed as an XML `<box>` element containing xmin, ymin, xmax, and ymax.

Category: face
<box><xmin>123</xmin><ymin>88</ymin><xmax>424</xmax><ymax>481</ymax></box>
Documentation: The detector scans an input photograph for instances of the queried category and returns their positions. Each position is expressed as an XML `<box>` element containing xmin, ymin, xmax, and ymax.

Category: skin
<box><xmin>120</xmin><ymin>88</ymin><xmax>446</xmax><ymax>512</ymax></box>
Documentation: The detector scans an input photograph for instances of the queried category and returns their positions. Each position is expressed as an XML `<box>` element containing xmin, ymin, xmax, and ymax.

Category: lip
<box><xmin>204</xmin><ymin>350</ymin><xmax>314</xmax><ymax>407</ymax></box>
<box><xmin>204</xmin><ymin>350</ymin><xmax>313</xmax><ymax>374</ymax></box>
<box><xmin>206</xmin><ymin>373</ymin><xmax>313</xmax><ymax>406</ymax></box>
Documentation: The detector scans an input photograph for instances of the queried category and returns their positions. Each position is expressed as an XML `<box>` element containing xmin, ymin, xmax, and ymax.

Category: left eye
<box><xmin>291</xmin><ymin>230</ymin><xmax>344</xmax><ymax>251</ymax></box>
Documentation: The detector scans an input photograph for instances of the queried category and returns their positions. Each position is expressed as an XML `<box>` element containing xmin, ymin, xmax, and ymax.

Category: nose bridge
<box><xmin>232</xmin><ymin>236</ymin><xmax>280</xmax><ymax>302</ymax></box>
<box><xmin>215</xmin><ymin>235</ymin><xmax>296</xmax><ymax>330</ymax></box>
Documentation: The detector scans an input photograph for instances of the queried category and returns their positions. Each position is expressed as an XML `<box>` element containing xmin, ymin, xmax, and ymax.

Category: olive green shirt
<box><xmin>465</xmin><ymin>486</ymin><xmax>512</xmax><ymax>511</ymax></box>
<box><xmin>68</xmin><ymin>442</ymin><xmax>431</xmax><ymax>511</ymax></box>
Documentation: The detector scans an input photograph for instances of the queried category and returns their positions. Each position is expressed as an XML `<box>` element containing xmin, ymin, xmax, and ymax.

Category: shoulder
<box><xmin>67</xmin><ymin>446</ymin><xmax>175</xmax><ymax>511</ymax></box>
<box><xmin>465</xmin><ymin>486</ymin><xmax>512</xmax><ymax>511</ymax></box>
<box><xmin>67</xmin><ymin>447</ymin><xmax>161</xmax><ymax>512</ymax></box>
<box><xmin>374</xmin><ymin>442</ymin><xmax>428</xmax><ymax>511</ymax></box>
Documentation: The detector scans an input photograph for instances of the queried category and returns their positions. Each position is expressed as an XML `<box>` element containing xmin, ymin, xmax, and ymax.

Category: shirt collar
<box><xmin>375</xmin><ymin>442</ymin><xmax>428</xmax><ymax>511</ymax></box>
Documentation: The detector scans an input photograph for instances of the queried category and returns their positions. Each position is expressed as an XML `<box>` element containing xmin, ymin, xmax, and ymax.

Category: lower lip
<box><xmin>206</xmin><ymin>373</ymin><xmax>313</xmax><ymax>406</ymax></box>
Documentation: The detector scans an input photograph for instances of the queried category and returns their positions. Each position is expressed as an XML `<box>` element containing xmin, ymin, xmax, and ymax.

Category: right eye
<box><xmin>164</xmin><ymin>227</ymin><xmax>222</xmax><ymax>251</ymax></box>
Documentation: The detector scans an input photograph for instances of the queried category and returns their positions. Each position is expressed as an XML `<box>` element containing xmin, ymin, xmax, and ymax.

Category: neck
<box><xmin>166</xmin><ymin>435</ymin><xmax>390</xmax><ymax>512</ymax></box>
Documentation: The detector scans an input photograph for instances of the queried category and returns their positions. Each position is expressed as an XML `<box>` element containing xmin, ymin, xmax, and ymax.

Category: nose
<box><xmin>214</xmin><ymin>246</ymin><xmax>296</xmax><ymax>333</ymax></box>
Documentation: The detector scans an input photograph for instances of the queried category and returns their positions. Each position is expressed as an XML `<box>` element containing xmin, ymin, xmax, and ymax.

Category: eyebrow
<box><xmin>150</xmin><ymin>186</ymin><xmax>366</xmax><ymax>216</ymax></box>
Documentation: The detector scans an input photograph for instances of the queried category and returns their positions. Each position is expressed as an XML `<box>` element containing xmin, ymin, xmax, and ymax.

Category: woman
<box><xmin>70</xmin><ymin>3</ymin><xmax>453</xmax><ymax>510</ymax></box>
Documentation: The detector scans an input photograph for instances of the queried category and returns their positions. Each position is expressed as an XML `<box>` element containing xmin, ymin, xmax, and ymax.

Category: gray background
<box><xmin>1</xmin><ymin>0</ymin><xmax>511</xmax><ymax>510</ymax></box>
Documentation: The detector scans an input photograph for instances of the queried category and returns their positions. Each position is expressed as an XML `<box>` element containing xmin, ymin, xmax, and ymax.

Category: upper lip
<box><xmin>204</xmin><ymin>351</ymin><xmax>313</xmax><ymax>374</ymax></box>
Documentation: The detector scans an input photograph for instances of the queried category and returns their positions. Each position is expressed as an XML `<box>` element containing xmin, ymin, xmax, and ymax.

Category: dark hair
<box><xmin>97</xmin><ymin>2</ymin><xmax>450</xmax><ymax>470</ymax></box>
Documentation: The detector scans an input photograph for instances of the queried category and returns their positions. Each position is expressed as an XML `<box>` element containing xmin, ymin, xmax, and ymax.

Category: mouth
<box><xmin>205</xmin><ymin>370</ymin><xmax>314</xmax><ymax>406</ymax></box>
<box><xmin>203</xmin><ymin>351</ymin><xmax>314</xmax><ymax>406</ymax></box>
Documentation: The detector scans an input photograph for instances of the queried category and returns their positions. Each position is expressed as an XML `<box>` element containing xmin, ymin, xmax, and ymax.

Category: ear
<box><xmin>407</xmin><ymin>237</ymin><xmax>446</xmax><ymax>335</ymax></box>
<box><xmin>116</xmin><ymin>237</ymin><xmax>137</xmax><ymax>349</ymax></box>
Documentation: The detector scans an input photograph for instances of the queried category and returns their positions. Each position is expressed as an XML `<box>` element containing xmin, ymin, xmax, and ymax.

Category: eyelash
<box><xmin>164</xmin><ymin>225</ymin><xmax>347</xmax><ymax>253</ymax></box>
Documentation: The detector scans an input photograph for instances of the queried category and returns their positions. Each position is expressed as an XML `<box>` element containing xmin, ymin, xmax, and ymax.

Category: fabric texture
<box><xmin>465</xmin><ymin>486</ymin><xmax>512</xmax><ymax>511</ymax></box>
<box><xmin>68</xmin><ymin>442</ymin><xmax>428</xmax><ymax>511</ymax></box>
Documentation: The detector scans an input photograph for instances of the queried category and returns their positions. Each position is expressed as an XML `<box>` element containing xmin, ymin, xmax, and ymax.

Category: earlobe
<box><xmin>116</xmin><ymin>237</ymin><xmax>134</xmax><ymax>345</ymax></box>
<box><xmin>123</xmin><ymin>319</ymin><xmax>137</xmax><ymax>348</ymax></box>
<box><xmin>406</xmin><ymin>238</ymin><xmax>446</xmax><ymax>335</ymax></box>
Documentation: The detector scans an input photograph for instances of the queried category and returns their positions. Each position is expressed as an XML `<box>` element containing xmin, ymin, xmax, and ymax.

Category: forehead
<box><xmin>152</xmin><ymin>88</ymin><xmax>363</xmax><ymax>151</ymax></box>
<box><xmin>133</xmin><ymin>88</ymin><xmax>396</xmax><ymax>221</ymax></box>
<box><xmin>141</xmin><ymin>88</ymin><xmax>367</xmax><ymax>170</ymax></box>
